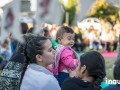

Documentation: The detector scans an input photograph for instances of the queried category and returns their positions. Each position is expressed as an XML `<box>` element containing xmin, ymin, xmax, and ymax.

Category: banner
<box><xmin>34</xmin><ymin>0</ymin><xmax>63</xmax><ymax>34</ymax></box>
<box><xmin>1</xmin><ymin>0</ymin><xmax>24</xmax><ymax>44</ymax></box>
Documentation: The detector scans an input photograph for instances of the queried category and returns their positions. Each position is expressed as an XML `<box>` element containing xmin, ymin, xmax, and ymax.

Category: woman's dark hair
<box><xmin>25</xmin><ymin>36</ymin><xmax>48</xmax><ymax>62</ymax></box>
<box><xmin>114</xmin><ymin>52</ymin><xmax>120</xmax><ymax>80</ymax></box>
<box><xmin>56</xmin><ymin>26</ymin><xmax>74</xmax><ymax>41</ymax></box>
<box><xmin>19</xmin><ymin>36</ymin><xmax>48</xmax><ymax>87</ymax></box>
<box><xmin>15</xmin><ymin>33</ymin><xmax>35</xmax><ymax>54</ymax></box>
<box><xmin>80</xmin><ymin>51</ymin><xmax>106</xmax><ymax>90</ymax></box>
<box><xmin>9</xmin><ymin>33</ymin><xmax>36</xmax><ymax>64</ymax></box>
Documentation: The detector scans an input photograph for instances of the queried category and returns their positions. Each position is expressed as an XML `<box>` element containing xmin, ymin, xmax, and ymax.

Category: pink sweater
<box><xmin>53</xmin><ymin>44</ymin><xmax>79</xmax><ymax>75</ymax></box>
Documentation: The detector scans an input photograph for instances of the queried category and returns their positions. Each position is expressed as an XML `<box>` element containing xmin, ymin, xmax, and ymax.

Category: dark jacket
<box><xmin>61</xmin><ymin>77</ymin><xmax>94</xmax><ymax>90</ymax></box>
<box><xmin>0</xmin><ymin>52</ymin><xmax>25</xmax><ymax>90</ymax></box>
<box><xmin>102</xmin><ymin>85</ymin><xmax>120</xmax><ymax>90</ymax></box>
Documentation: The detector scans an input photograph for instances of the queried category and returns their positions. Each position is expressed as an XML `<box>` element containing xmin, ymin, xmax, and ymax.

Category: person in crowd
<box><xmin>20</xmin><ymin>36</ymin><xmax>60</xmax><ymax>90</ymax></box>
<box><xmin>112</xmin><ymin>19</ymin><xmax>120</xmax><ymax>51</ymax></box>
<box><xmin>43</xmin><ymin>27</ymin><xmax>51</xmax><ymax>40</ymax></box>
<box><xmin>72</xmin><ymin>26</ymin><xmax>85</xmax><ymax>52</ymax></box>
<box><xmin>0</xmin><ymin>57</ymin><xmax>7</xmax><ymax>70</ymax></box>
<box><xmin>1</xmin><ymin>39</ymin><xmax>11</xmax><ymax>61</ymax></box>
<box><xmin>88</xmin><ymin>26</ymin><xmax>102</xmax><ymax>50</ymax></box>
<box><xmin>100</xmin><ymin>26</ymin><xmax>114</xmax><ymax>52</ymax></box>
<box><xmin>113</xmin><ymin>19</ymin><xmax>120</xmax><ymax>39</ymax></box>
<box><xmin>21</xmin><ymin>22</ymin><xmax>29</xmax><ymax>34</ymax></box>
<box><xmin>61</xmin><ymin>51</ymin><xmax>106</xmax><ymax>90</ymax></box>
<box><xmin>49</xmin><ymin>24</ymin><xmax>59</xmax><ymax>49</ymax></box>
<box><xmin>9</xmin><ymin>33</ymin><xmax>18</xmax><ymax>52</ymax></box>
<box><xmin>112</xmin><ymin>30</ymin><xmax>118</xmax><ymax>52</ymax></box>
<box><xmin>53</xmin><ymin>26</ymin><xmax>79</xmax><ymax>86</ymax></box>
<box><xmin>102</xmin><ymin>51</ymin><xmax>120</xmax><ymax>90</ymax></box>
<box><xmin>9</xmin><ymin>22</ymin><xmax>28</xmax><ymax>52</ymax></box>
<box><xmin>0</xmin><ymin>33</ymin><xmax>35</xmax><ymax>90</ymax></box>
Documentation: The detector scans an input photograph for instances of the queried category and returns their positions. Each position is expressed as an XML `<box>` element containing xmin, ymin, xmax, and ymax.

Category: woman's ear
<box><xmin>81</xmin><ymin>65</ymin><xmax>87</xmax><ymax>74</ymax></box>
<box><xmin>77</xmin><ymin>65</ymin><xmax>86</xmax><ymax>78</ymax></box>
<box><xmin>36</xmin><ymin>54</ymin><xmax>43</xmax><ymax>62</ymax></box>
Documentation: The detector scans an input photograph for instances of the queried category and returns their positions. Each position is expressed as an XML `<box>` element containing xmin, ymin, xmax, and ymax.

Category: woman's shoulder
<box><xmin>25</xmin><ymin>65</ymin><xmax>55</xmax><ymax>80</ymax></box>
<box><xmin>22</xmin><ymin>68</ymin><xmax>51</xmax><ymax>84</ymax></box>
<box><xmin>22</xmin><ymin>67</ymin><xmax>60</xmax><ymax>90</ymax></box>
<box><xmin>62</xmin><ymin>77</ymin><xmax>77</xmax><ymax>85</ymax></box>
<box><xmin>62</xmin><ymin>77</ymin><xmax>94</xmax><ymax>90</ymax></box>
<box><xmin>61</xmin><ymin>77</ymin><xmax>80</xmax><ymax>90</ymax></box>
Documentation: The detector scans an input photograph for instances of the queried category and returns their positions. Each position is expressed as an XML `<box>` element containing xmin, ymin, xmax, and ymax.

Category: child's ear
<box><xmin>36</xmin><ymin>54</ymin><xmax>43</xmax><ymax>62</ymax></box>
<box><xmin>57</xmin><ymin>37</ymin><xmax>62</xmax><ymax>43</ymax></box>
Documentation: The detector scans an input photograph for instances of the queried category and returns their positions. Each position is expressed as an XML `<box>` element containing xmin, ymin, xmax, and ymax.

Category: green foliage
<box><xmin>60</xmin><ymin>0</ymin><xmax>79</xmax><ymax>25</ymax></box>
<box><xmin>89</xmin><ymin>0</ymin><xmax>119</xmax><ymax>24</ymax></box>
<box><xmin>62</xmin><ymin>6</ymin><xmax>76</xmax><ymax>25</ymax></box>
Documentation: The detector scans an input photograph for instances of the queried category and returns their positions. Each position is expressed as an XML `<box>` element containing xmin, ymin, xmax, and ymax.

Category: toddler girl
<box><xmin>53</xmin><ymin>26</ymin><xmax>79</xmax><ymax>86</ymax></box>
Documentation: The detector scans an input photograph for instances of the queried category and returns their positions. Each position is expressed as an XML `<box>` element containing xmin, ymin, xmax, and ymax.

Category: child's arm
<box><xmin>60</xmin><ymin>48</ymin><xmax>79</xmax><ymax>70</ymax></box>
<box><xmin>68</xmin><ymin>62</ymin><xmax>80</xmax><ymax>77</ymax></box>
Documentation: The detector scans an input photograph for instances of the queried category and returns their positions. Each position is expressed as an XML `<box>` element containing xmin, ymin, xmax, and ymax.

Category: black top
<box><xmin>10</xmin><ymin>52</ymin><xmax>24</xmax><ymax>63</ymax></box>
<box><xmin>61</xmin><ymin>77</ymin><xmax>94</xmax><ymax>90</ymax></box>
<box><xmin>102</xmin><ymin>85</ymin><xmax>120</xmax><ymax>90</ymax></box>
<box><xmin>0</xmin><ymin>52</ymin><xmax>25</xmax><ymax>90</ymax></box>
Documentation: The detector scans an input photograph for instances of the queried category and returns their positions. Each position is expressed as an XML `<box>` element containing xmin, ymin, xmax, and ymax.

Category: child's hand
<box><xmin>69</xmin><ymin>61</ymin><xmax>80</xmax><ymax>77</ymax></box>
<box><xmin>69</xmin><ymin>70</ymin><xmax>77</xmax><ymax>77</ymax></box>
<box><xmin>67</xmin><ymin>68</ymin><xmax>77</xmax><ymax>77</ymax></box>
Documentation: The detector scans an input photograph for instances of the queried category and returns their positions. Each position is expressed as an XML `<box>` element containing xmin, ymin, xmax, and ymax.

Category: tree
<box><xmin>60</xmin><ymin>0</ymin><xmax>79</xmax><ymax>25</ymax></box>
<box><xmin>88</xmin><ymin>0</ymin><xmax>119</xmax><ymax>24</ymax></box>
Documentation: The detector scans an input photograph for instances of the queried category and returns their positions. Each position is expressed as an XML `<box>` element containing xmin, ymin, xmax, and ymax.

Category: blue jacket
<box><xmin>102</xmin><ymin>85</ymin><xmax>120</xmax><ymax>90</ymax></box>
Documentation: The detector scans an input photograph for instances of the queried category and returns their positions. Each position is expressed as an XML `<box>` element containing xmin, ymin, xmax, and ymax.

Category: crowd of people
<box><xmin>72</xmin><ymin>18</ymin><xmax>120</xmax><ymax>52</ymax></box>
<box><xmin>0</xmin><ymin>17</ymin><xmax>120</xmax><ymax>90</ymax></box>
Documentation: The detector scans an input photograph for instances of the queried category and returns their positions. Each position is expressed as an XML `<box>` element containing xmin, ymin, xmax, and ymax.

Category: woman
<box><xmin>0</xmin><ymin>33</ymin><xmax>35</xmax><ymax>90</ymax></box>
<box><xmin>20</xmin><ymin>36</ymin><xmax>60</xmax><ymax>90</ymax></box>
<box><xmin>61</xmin><ymin>51</ymin><xmax>106</xmax><ymax>90</ymax></box>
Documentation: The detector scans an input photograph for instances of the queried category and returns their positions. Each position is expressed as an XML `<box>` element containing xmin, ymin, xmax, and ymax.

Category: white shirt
<box><xmin>20</xmin><ymin>64</ymin><xmax>60</xmax><ymax>90</ymax></box>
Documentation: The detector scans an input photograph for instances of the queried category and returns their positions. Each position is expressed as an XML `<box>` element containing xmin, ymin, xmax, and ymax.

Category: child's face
<box><xmin>59</xmin><ymin>33</ymin><xmax>75</xmax><ymax>47</ymax></box>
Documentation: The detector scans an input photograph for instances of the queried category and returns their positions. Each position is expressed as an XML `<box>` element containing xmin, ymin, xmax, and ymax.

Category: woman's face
<box><xmin>41</xmin><ymin>39</ymin><xmax>55</xmax><ymax>66</ymax></box>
